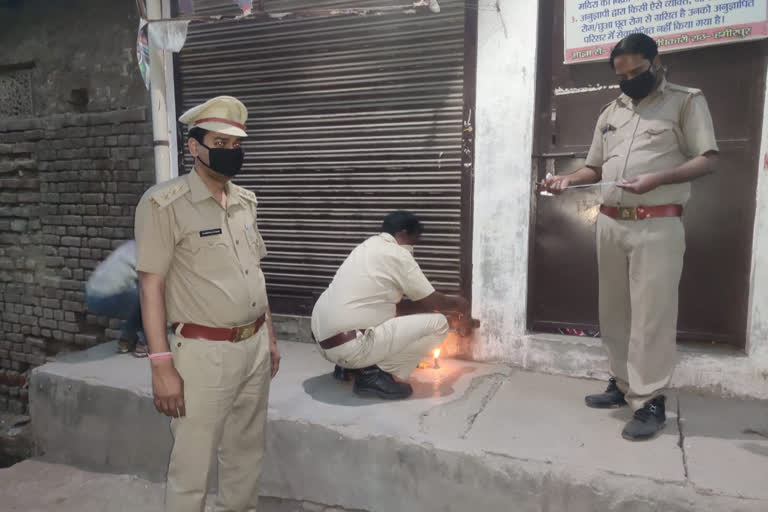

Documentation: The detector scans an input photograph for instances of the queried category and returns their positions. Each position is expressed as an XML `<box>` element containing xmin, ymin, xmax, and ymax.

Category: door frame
<box><xmin>460</xmin><ymin>0</ymin><xmax>478</xmax><ymax>307</ymax></box>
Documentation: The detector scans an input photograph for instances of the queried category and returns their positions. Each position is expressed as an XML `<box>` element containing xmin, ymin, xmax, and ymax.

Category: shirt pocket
<box><xmin>636</xmin><ymin>120</ymin><xmax>680</xmax><ymax>153</ymax></box>
<box><xmin>601</xmin><ymin>113</ymin><xmax>634</xmax><ymax>159</ymax></box>
<box><xmin>244</xmin><ymin>223</ymin><xmax>267</xmax><ymax>262</ymax></box>
<box><xmin>183</xmin><ymin>230</ymin><xmax>234</xmax><ymax>270</ymax></box>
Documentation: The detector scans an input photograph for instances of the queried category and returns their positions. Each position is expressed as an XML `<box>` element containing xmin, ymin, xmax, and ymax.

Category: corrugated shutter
<box><xmin>178</xmin><ymin>0</ymin><xmax>470</xmax><ymax>315</ymax></box>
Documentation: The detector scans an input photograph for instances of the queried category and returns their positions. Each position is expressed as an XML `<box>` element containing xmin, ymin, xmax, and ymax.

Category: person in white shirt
<box><xmin>311</xmin><ymin>211</ymin><xmax>471</xmax><ymax>399</ymax></box>
<box><xmin>85</xmin><ymin>240</ymin><xmax>147</xmax><ymax>356</ymax></box>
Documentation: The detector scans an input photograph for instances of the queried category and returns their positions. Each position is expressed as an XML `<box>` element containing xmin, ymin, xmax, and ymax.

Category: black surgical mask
<box><xmin>197</xmin><ymin>142</ymin><xmax>244</xmax><ymax>177</ymax></box>
<box><xmin>619</xmin><ymin>66</ymin><xmax>657</xmax><ymax>101</ymax></box>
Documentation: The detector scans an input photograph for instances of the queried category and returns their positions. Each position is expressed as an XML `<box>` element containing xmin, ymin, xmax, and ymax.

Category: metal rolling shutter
<box><xmin>178</xmin><ymin>0</ymin><xmax>470</xmax><ymax>315</ymax></box>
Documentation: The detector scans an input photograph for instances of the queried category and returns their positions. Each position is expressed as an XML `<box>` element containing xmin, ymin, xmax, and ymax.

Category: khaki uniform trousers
<box><xmin>322</xmin><ymin>313</ymin><xmax>449</xmax><ymax>380</ymax></box>
<box><xmin>166</xmin><ymin>325</ymin><xmax>271</xmax><ymax>512</ymax></box>
<box><xmin>597</xmin><ymin>213</ymin><xmax>685</xmax><ymax>411</ymax></box>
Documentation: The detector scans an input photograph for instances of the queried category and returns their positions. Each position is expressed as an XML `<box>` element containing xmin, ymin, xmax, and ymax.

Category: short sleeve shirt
<box><xmin>134</xmin><ymin>170</ymin><xmax>268</xmax><ymax>327</ymax></box>
<box><xmin>85</xmin><ymin>241</ymin><xmax>137</xmax><ymax>297</ymax></box>
<box><xmin>310</xmin><ymin>233</ymin><xmax>435</xmax><ymax>340</ymax></box>
<box><xmin>585</xmin><ymin>80</ymin><xmax>718</xmax><ymax>207</ymax></box>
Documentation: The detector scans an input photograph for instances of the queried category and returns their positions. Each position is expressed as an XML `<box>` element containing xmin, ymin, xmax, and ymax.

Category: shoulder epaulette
<box><xmin>235</xmin><ymin>185</ymin><xmax>259</xmax><ymax>205</ymax></box>
<box><xmin>599</xmin><ymin>100</ymin><xmax>615</xmax><ymax>114</ymax></box>
<box><xmin>666</xmin><ymin>82</ymin><xmax>702</xmax><ymax>97</ymax></box>
<box><xmin>149</xmin><ymin>178</ymin><xmax>190</xmax><ymax>208</ymax></box>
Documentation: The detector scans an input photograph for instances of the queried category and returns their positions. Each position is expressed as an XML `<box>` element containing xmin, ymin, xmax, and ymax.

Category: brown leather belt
<box><xmin>318</xmin><ymin>329</ymin><xmax>366</xmax><ymax>351</ymax></box>
<box><xmin>600</xmin><ymin>204</ymin><xmax>683</xmax><ymax>221</ymax></box>
<box><xmin>172</xmin><ymin>314</ymin><xmax>266</xmax><ymax>343</ymax></box>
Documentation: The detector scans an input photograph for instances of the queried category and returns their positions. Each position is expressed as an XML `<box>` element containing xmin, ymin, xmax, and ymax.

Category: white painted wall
<box><xmin>470</xmin><ymin>0</ymin><xmax>539</xmax><ymax>360</ymax></box>
<box><xmin>747</xmin><ymin>67</ymin><xmax>768</xmax><ymax>365</ymax></box>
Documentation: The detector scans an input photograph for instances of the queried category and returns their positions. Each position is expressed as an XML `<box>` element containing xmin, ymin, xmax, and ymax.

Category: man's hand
<box><xmin>266</xmin><ymin>308</ymin><xmax>281</xmax><ymax>378</ymax></box>
<box><xmin>269</xmin><ymin>338</ymin><xmax>281</xmax><ymax>378</ymax></box>
<box><xmin>445</xmin><ymin>312</ymin><xmax>475</xmax><ymax>337</ymax></box>
<box><xmin>266</xmin><ymin>322</ymin><xmax>281</xmax><ymax>379</ymax></box>
<box><xmin>540</xmin><ymin>174</ymin><xmax>573</xmax><ymax>195</ymax></box>
<box><xmin>617</xmin><ymin>173</ymin><xmax>663</xmax><ymax>194</ymax></box>
<box><xmin>540</xmin><ymin>167</ymin><xmax>601</xmax><ymax>195</ymax></box>
<box><xmin>140</xmin><ymin>271</ymin><xmax>181</xmax><ymax>417</ymax></box>
<box><xmin>457</xmin><ymin>314</ymin><xmax>474</xmax><ymax>337</ymax></box>
<box><xmin>151</xmin><ymin>360</ymin><xmax>185</xmax><ymax>418</ymax></box>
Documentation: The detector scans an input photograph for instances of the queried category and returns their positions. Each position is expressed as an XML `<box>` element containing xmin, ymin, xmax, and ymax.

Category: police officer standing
<box><xmin>543</xmin><ymin>34</ymin><xmax>719</xmax><ymax>441</ymax></box>
<box><xmin>135</xmin><ymin>96</ymin><xmax>280</xmax><ymax>511</ymax></box>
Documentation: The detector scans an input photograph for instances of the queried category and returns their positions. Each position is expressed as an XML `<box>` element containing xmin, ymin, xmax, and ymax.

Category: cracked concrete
<box><xmin>676</xmin><ymin>399</ymin><xmax>690</xmax><ymax>480</ymax></box>
<box><xmin>461</xmin><ymin>371</ymin><xmax>505</xmax><ymax>438</ymax></box>
<box><xmin>10</xmin><ymin>340</ymin><xmax>768</xmax><ymax>511</ymax></box>
<box><xmin>677</xmin><ymin>393</ymin><xmax>768</xmax><ymax>501</ymax></box>
<box><xmin>464</xmin><ymin>372</ymin><xmax>684</xmax><ymax>482</ymax></box>
<box><xmin>419</xmin><ymin>370</ymin><xmax>510</xmax><ymax>438</ymax></box>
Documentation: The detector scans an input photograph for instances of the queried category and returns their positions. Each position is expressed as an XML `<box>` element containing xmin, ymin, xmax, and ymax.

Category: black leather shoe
<box><xmin>622</xmin><ymin>395</ymin><xmax>667</xmax><ymax>441</ymax></box>
<box><xmin>353</xmin><ymin>366</ymin><xmax>413</xmax><ymax>400</ymax></box>
<box><xmin>333</xmin><ymin>365</ymin><xmax>357</xmax><ymax>381</ymax></box>
<box><xmin>585</xmin><ymin>377</ymin><xmax>628</xmax><ymax>409</ymax></box>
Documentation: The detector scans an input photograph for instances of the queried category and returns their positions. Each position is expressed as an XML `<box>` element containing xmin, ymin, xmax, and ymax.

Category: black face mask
<box><xmin>619</xmin><ymin>66</ymin><xmax>657</xmax><ymax>101</ymax></box>
<box><xmin>197</xmin><ymin>142</ymin><xmax>244</xmax><ymax>177</ymax></box>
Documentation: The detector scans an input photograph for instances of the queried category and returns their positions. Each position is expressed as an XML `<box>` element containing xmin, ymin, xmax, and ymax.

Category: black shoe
<box><xmin>585</xmin><ymin>377</ymin><xmax>628</xmax><ymax>409</ymax></box>
<box><xmin>333</xmin><ymin>365</ymin><xmax>357</xmax><ymax>381</ymax></box>
<box><xmin>622</xmin><ymin>396</ymin><xmax>667</xmax><ymax>441</ymax></box>
<box><xmin>353</xmin><ymin>366</ymin><xmax>413</xmax><ymax>400</ymax></box>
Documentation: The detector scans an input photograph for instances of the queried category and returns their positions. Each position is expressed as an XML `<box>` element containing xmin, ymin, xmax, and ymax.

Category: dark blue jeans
<box><xmin>86</xmin><ymin>289</ymin><xmax>145</xmax><ymax>344</ymax></box>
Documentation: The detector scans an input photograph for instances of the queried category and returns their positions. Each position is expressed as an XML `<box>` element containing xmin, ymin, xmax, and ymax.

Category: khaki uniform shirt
<box><xmin>311</xmin><ymin>233</ymin><xmax>435</xmax><ymax>341</ymax></box>
<box><xmin>135</xmin><ymin>170</ymin><xmax>268</xmax><ymax>328</ymax></box>
<box><xmin>585</xmin><ymin>80</ymin><xmax>719</xmax><ymax>207</ymax></box>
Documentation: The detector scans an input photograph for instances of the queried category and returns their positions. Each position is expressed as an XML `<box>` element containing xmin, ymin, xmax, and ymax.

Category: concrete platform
<box><xmin>507</xmin><ymin>332</ymin><xmax>768</xmax><ymax>401</ymax></box>
<box><xmin>0</xmin><ymin>459</ymin><xmax>359</xmax><ymax>512</ymax></box>
<box><xmin>20</xmin><ymin>340</ymin><xmax>768</xmax><ymax>511</ymax></box>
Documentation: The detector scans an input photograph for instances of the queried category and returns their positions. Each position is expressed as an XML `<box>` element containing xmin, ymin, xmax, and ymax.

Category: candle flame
<box><xmin>433</xmin><ymin>348</ymin><xmax>441</xmax><ymax>359</ymax></box>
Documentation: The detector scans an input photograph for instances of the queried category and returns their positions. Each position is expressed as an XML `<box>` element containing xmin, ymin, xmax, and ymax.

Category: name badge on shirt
<box><xmin>199</xmin><ymin>228</ymin><xmax>223</xmax><ymax>237</ymax></box>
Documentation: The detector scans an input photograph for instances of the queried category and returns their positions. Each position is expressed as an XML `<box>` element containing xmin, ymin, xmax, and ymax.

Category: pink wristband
<box><xmin>148</xmin><ymin>352</ymin><xmax>173</xmax><ymax>361</ymax></box>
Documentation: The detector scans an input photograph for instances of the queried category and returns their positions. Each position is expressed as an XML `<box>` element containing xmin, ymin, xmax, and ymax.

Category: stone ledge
<box><xmin>0</xmin><ymin>413</ymin><xmax>33</xmax><ymax>468</ymax></box>
<box><xmin>0</xmin><ymin>460</ymin><xmax>368</xmax><ymax>512</ymax></box>
<box><xmin>488</xmin><ymin>333</ymin><xmax>768</xmax><ymax>401</ymax></box>
<box><xmin>27</xmin><ymin>341</ymin><xmax>768</xmax><ymax>511</ymax></box>
<box><xmin>269</xmin><ymin>318</ymin><xmax>768</xmax><ymax>400</ymax></box>
<box><xmin>272</xmin><ymin>313</ymin><xmax>314</xmax><ymax>343</ymax></box>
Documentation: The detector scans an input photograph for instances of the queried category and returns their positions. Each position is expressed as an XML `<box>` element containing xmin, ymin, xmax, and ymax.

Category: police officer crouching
<box><xmin>311</xmin><ymin>211</ymin><xmax>473</xmax><ymax>399</ymax></box>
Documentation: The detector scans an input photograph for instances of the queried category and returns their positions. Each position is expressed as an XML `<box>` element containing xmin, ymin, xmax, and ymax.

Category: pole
<box><xmin>162</xmin><ymin>0</ymin><xmax>179</xmax><ymax>178</ymax></box>
<box><xmin>147</xmin><ymin>0</ymin><xmax>172</xmax><ymax>184</ymax></box>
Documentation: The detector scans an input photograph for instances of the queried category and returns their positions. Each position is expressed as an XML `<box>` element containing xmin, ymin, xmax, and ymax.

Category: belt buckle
<box><xmin>617</xmin><ymin>206</ymin><xmax>637</xmax><ymax>220</ymax></box>
<box><xmin>235</xmin><ymin>323</ymin><xmax>255</xmax><ymax>342</ymax></box>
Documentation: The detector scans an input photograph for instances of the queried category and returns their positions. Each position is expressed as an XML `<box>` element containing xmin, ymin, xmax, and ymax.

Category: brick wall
<box><xmin>0</xmin><ymin>108</ymin><xmax>154</xmax><ymax>413</ymax></box>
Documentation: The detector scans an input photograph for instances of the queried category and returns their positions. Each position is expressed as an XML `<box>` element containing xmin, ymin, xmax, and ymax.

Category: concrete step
<box><xmin>0</xmin><ymin>413</ymin><xmax>33</xmax><ymax>468</ymax></box>
<box><xmin>514</xmin><ymin>333</ymin><xmax>768</xmax><ymax>401</ymax></box>
<box><xmin>28</xmin><ymin>341</ymin><xmax>768</xmax><ymax>512</ymax></box>
<box><xmin>0</xmin><ymin>459</ymin><xmax>360</xmax><ymax>512</ymax></box>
